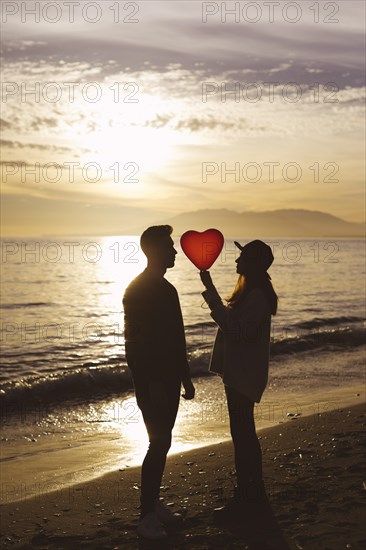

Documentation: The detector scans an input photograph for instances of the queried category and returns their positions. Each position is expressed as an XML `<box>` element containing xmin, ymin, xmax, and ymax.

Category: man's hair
<box><xmin>140</xmin><ymin>225</ymin><xmax>173</xmax><ymax>256</ymax></box>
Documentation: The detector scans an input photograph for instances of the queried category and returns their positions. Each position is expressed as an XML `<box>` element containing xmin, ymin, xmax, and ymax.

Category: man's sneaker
<box><xmin>155</xmin><ymin>499</ymin><xmax>183</xmax><ymax>525</ymax></box>
<box><xmin>137</xmin><ymin>512</ymin><xmax>168</xmax><ymax>540</ymax></box>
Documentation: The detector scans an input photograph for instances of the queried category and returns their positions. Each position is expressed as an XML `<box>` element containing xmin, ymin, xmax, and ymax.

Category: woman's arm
<box><xmin>201</xmin><ymin>277</ymin><xmax>269</xmax><ymax>341</ymax></box>
<box><xmin>200</xmin><ymin>271</ymin><xmax>229</xmax><ymax>331</ymax></box>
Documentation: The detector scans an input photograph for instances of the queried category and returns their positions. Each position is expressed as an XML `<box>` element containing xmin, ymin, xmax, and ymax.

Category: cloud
<box><xmin>2</xmin><ymin>40</ymin><xmax>47</xmax><ymax>52</ymax></box>
<box><xmin>175</xmin><ymin>116</ymin><xmax>236</xmax><ymax>132</ymax></box>
<box><xmin>1</xmin><ymin>2</ymin><xmax>365</xmax><ymax>85</ymax></box>
<box><xmin>143</xmin><ymin>113</ymin><xmax>237</xmax><ymax>132</ymax></box>
<box><xmin>0</xmin><ymin>1</ymin><xmax>364</xmax><ymax>229</ymax></box>
<box><xmin>0</xmin><ymin>139</ymin><xmax>86</xmax><ymax>153</ymax></box>
<box><xmin>0</xmin><ymin>119</ymin><xmax>12</xmax><ymax>130</ymax></box>
<box><xmin>30</xmin><ymin>116</ymin><xmax>58</xmax><ymax>130</ymax></box>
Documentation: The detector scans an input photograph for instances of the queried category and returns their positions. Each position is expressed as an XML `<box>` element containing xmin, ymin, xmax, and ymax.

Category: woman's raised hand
<box><xmin>199</xmin><ymin>270</ymin><xmax>214</xmax><ymax>289</ymax></box>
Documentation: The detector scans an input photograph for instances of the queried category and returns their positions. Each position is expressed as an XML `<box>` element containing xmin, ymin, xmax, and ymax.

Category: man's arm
<box><xmin>171</xmin><ymin>286</ymin><xmax>195</xmax><ymax>399</ymax></box>
<box><xmin>181</xmin><ymin>375</ymin><xmax>195</xmax><ymax>400</ymax></box>
<box><xmin>122</xmin><ymin>286</ymin><xmax>155</xmax><ymax>379</ymax></box>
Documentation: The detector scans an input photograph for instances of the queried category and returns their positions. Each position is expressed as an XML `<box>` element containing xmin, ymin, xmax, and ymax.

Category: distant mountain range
<box><xmin>3</xmin><ymin>193</ymin><xmax>364</xmax><ymax>237</ymax></box>
<box><xmin>151</xmin><ymin>208</ymin><xmax>365</xmax><ymax>238</ymax></box>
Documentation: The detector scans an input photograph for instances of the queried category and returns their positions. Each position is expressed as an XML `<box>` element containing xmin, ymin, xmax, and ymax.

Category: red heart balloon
<box><xmin>180</xmin><ymin>229</ymin><xmax>224</xmax><ymax>270</ymax></box>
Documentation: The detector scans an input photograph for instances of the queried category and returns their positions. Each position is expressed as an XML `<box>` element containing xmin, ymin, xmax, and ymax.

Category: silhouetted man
<box><xmin>123</xmin><ymin>225</ymin><xmax>195</xmax><ymax>540</ymax></box>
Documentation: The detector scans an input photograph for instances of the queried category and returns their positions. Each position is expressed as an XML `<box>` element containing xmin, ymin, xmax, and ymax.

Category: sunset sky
<box><xmin>1</xmin><ymin>1</ymin><xmax>365</xmax><ymax>236</ymax></box>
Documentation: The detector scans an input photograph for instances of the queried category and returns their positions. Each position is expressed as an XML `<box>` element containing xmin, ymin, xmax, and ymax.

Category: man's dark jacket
<box><xmin>123</xmin><ymin>268</ymin><xmax>190</xmax><ymax>383</ymax></box>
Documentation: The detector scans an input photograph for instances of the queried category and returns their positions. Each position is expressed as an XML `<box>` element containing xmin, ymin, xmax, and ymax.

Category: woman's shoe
<box><xmin>213</xmin><ymin>496</ymin><xmax>244</xmax><ymax>523</ymax></box>
<box><xmin>137</xmin><ymin>512</ymin><xmax>168</xmax><ymax>540</ymax></box>
<box><xmin>237</xmin><ymin>480</ymin><xmax>269</xmax><ymax>509</ymax></box>
<box><xmin>213</xmin><ymin>481</ymin><xmax>268</xmax><ymax>523</ymax></box>
<box><xmin>155</xmin><ymin>498</ymin><xmax>183</xmax><ymax>525</ymax></box>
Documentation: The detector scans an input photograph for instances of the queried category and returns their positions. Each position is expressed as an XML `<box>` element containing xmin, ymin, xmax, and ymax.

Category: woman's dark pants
<box><xmin>225</xmin><ymin>385</ymin><xmax>264</xmax><ymax>502</ymax></box>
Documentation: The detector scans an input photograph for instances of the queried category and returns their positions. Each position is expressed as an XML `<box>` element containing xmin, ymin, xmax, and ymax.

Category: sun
<box><xmin>86</xmin><ymin>125</ymin><xmax>176</xmax><ymax>177</ymax></box>
<box><xmin>75</xmin><ymin>90</ymin><xmax>181</xmax><ymax>179</ymax></box>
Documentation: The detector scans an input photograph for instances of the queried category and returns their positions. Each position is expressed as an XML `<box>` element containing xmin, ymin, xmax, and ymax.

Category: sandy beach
<box><xmin>1</xmin><ymin>399</ymin><xmax>365</xmax><ymax>550</ymax></box>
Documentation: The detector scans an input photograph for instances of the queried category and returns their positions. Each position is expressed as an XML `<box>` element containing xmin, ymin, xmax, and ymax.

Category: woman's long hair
<box><xmin>226</xmin><ymin>273</ymin><xmax>278</xmax><ymax>315</ymax></box>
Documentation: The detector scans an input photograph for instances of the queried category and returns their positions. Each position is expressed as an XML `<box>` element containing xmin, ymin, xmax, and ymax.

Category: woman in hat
<box><xmin>200</xmin><ymin>239</ymin><xmax>277</xmax><ymax>519</ymax></box>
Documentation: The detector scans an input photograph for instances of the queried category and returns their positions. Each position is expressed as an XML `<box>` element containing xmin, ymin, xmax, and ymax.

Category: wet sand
<box><xmin>1</xmin><ymin>401</ymin><xmax>365</xmax><ymax>550</ymax></box>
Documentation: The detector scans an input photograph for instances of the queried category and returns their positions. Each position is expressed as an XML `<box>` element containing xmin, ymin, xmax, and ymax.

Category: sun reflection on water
<box><xmin>101</xmin><ymin>397</ymin><xmax>148</xmax><ymax>464</ymax></box>
<box><xmin>92</xmin><ymin>236</ymin><xmax>146</xmax><ymax>344</ymax></box>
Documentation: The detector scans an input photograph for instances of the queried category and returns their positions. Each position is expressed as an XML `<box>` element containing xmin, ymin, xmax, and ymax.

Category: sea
<box><xmin>0</xmin><ymin>236</ymin><xmax>365</xmax><ymax>502</ymax></box>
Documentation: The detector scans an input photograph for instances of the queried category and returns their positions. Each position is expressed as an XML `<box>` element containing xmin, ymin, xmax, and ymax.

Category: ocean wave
<box><xmin>294</xmin><ymin>315</ymin><xmax>364</xmax><ymax>330</ymax></box>
<box><xmin>188</xmin><ymin>326</ymin><xmax>366</xmax><ymax>360</ymax></box>
<box><xmin>185</xmin><ymin>315</ymin><xmax>365</xmax><ymax>336</ymax></box>
<box><xmin>0</xmin><ymin>326</ymin><xmax>364</xmax><ymax>410</ymax></box>
<box><xmin>0</xmin><ymin>366</ymin><xmax>133</xmax><ymax>410</ymax></box>
<box><xmin>0</xmin><ymin>302</ymin><xmax>54</xmax><ymax>309</ymax></box>
<box><xmin>271</xmin><ymin>326</ymin><xmax>365</xmax><ymax>355</ymax></box>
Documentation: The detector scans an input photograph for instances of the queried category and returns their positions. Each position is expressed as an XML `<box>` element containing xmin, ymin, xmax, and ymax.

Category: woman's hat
<box><xmin>234</xmin><ymin>239</ymin><xmax>274</xmax><ymax>271</ymax></box>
